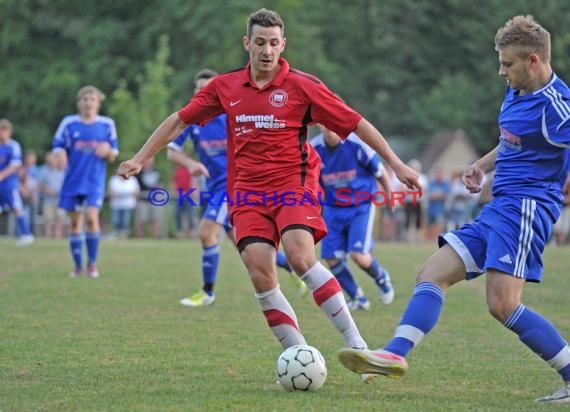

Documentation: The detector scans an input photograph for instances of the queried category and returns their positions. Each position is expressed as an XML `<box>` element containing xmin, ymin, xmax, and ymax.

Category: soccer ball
<box><xmin>276</xmin><ymin>344</ymin><xmax>327</xmax><ymax>392</ymax></box>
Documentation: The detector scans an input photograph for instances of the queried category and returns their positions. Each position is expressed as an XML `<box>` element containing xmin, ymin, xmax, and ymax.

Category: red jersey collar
<box><xmin>242</xmin><ymin>57</ymin><xmax>290</xmax><ymax>89</ymax></box>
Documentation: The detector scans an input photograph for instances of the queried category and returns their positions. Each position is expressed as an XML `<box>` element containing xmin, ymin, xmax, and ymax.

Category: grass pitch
<box><xmin>1</xmin><ymin>237</ymin><xmax>569</xmax><ymax>411</ymax></box>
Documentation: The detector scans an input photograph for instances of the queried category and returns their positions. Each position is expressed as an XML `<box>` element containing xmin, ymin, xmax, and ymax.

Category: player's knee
<box><xmin>286</xmin><ymin>253</ymin><xmax>316</xmax><ymax>275</ymax></box>
<box><xmin>349</xmin><ymin>252</ymin><xmax>368</xmax><ymax>267</ymax></box>
<box><xmin>487</xmin><ymin>299</ymin><xmax>514</xmax><ymax>323</ymax></box>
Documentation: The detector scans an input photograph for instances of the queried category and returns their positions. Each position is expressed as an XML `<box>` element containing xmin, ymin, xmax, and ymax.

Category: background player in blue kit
<box><xmin>311</xmin><ymin>125</ymin><xmax>394</xmax><ymax>311</ymax></box>
<box><xmin>168</xmin><ymin>69</ymin><xmax>306</xmax><ymax>307</ymax></box>
<box><xmin>338</xmin><ymin>15</ymin><xmax>570</xmax><ymax>403</ymax></box>
<box><xmin>0</xmin><ymin>119</ymin><xmax>34</xmax><ymax>246</ymax></box>
<box><xmin>52</xmin><ymin>86</ymin><xmax>119</xmax><ymax>278</ymax></box>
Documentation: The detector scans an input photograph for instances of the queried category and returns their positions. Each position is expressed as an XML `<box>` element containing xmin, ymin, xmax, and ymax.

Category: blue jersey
<box><xmin>0</xmin><ymin>139</ymin><xmax>23</xmax><ymax>191</ymax></box>
<box><xmin>494</xmin><ymin>73</ymin><xmax>570</xmax><ymax>221</ymax></box>
<box><xmin>168</xmin><ymin>114</ymin><xmax>227</xmax><ymax>193</ymax></box>
<box><xmin>311</xmin><ymin>133</ymin><xmax>383</xmax><ymax>206</ymax></box>
<box><xmin>52</xmin><ymin>114</ymin><xmax>119</xmax><ymax>198</ymax></box>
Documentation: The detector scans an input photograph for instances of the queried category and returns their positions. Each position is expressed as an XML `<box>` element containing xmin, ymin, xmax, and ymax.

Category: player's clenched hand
<box><xmin>117</xmin><ymin>159</ymin><xmax>143</xmax><ymax>179</ymax></box>
<box><xmin>188</xmin><ymin>162</ymin><xmax>210</xmax><ymax>178</ymax></box>
<box><xmin>95</xmin><ymin>142</ymin><xmax>112</xmax><ymax>159</ymax></box>
<box><xmin>462</xmin><ymin>164</ymin><xmax>484</xmax><ymax>193</ymax></box>
<box><xmin>394</xmin><ymin>163</ymin><xmax>423</xmax><ymax>194</ymax></box>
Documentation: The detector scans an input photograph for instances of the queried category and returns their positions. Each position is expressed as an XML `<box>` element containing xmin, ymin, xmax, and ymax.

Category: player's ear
<box><xmin>243</xmin><ymin>36</ymin><xmax>250</xmax><ymax>52</ymax></box>
<box><xmin>281</xmin><ymin>37</ymin><xmax>287</xmax><ymax>52</ymax></box>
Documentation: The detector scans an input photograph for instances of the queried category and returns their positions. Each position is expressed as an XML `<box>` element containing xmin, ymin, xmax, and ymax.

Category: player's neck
<box><xmin>250</xmin><ymin>65</ymin><xmax>280</xmax><ymax>89</ymax></box>
<box><xmin>521</xmin><ymin>65</ymin><xmax>553</xmax><ymax>95</ymax></box>
<box><xmin>80</xmin><ymin>113</ymin><xmax>98</xmax><ymax>123</ymax></box>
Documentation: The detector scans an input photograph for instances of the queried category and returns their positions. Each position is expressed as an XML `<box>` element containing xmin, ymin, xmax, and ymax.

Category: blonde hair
<box><xmin>495</xmin><ymin>15</ymin><xmax>550</xmax><ymax>62</ymax></box>
<box><xmin>77</xmin><ymin>85</ymin><xmax>105</xmax><ymax>102</ymax></box>
<box><xmin>0</xmin><ymin>118</ymin><xmax>13</xmax><ymax>130</ymax></box>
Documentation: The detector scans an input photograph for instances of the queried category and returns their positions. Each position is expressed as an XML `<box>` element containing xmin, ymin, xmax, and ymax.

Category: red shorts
<box><xmin>229</xmin><ymin>189</ymin><xmax>327</xmax><ymax>249</ymax></box>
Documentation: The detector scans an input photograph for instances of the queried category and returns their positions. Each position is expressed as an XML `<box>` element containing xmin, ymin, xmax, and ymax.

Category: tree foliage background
<box><xmin>1</xmin><ymin>0</ymin><xmax>569</xmax><ymax>168</ymax></box>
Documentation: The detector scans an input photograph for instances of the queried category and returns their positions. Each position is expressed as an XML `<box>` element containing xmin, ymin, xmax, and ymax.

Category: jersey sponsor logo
<box><xmin>269</xmin><ymin>89</ymin><xmax>288</xmax><ymax>107</ymax></box>
<box><xmin>321</xmin><ymin>169</ymin><xmax>357</xmax><ymax>183</ymax></box>
<box><xmin>499</xmin><ymin>127</ymin><xmax>522</xmax><ymax>151</ymax></box>
<box><xmin>499</xmin><ymin>254</ymin><xmax>513</xmax><ymax>264</ymax></box>
<box><xmin>229</xmin><ymin>99</ymin><xmax>242</xmax><ymax>107</ymax></box>
<box><xmin>235</xmin><ymin>114</ymin><xmax>286</xmax><ymax>129</ymax></box>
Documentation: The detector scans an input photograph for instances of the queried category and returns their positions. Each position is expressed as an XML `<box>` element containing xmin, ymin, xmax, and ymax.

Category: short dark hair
<box><xmin>193</xmin><ymin>69</ymin><xmax>218</xmax><ymax>85</ymax></box>
<box><xmin>495</xmin><ymin>15</ymin><xmax>550</xmax><ymax>62</ymax></box>
<box><xmin>247</xmin><ymin>8</ymin><xmax>284</xmax><ymax>38</ymax></box>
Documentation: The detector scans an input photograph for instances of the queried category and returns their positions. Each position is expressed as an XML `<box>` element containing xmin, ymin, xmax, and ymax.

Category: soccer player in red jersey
<box><xmin>118</xmin><ymin>8</ymin><xmax>421</xmax><ymax>372</ymax></box>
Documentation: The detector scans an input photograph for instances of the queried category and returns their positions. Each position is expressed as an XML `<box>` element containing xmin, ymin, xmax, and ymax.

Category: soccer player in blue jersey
<box><xmin>0</xmin><ymin>119</ymin><xmax>34</xmax><ymax>246</ymax></box>
<box><xmin>338</xmin><ymin>15</ymin><xmax>570</xmax><ymax>403</ymax></box>
<box><xmin>52</xmin><ymin>86</ymin><xmax>119</xmax><ymax>278</ymax></box>
<box><xmin>168</xmin><ymin>69</ymin><xmax>306</xmax><ymax>306</ymax></box>
<box><xmin>311</xmin><ymin>125</ymin><xmax>394</xmax><ymax>310</ymax></box>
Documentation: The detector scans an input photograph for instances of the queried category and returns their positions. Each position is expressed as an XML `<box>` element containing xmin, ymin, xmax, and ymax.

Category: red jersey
<box><xmin>172</xmin><ymin>166</ymin><xmax>193</xmax><ymax>192</ymax></box>
<box><xmin>178</xmin><ymin>58</ymin><xmax>362</xmax><ymax>196</ymax></box>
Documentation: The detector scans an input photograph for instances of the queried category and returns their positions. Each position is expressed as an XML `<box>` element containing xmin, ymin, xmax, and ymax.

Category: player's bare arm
<box><xmin>354</xmin><ymin>118</ymin><xmax>422</xmax><ymax>192</ymax></box>
<box><xmin>117</xmin><ymin>113</ymin><xmax>187</xmax><ymax>178</ymax></box>
<box><xmin>463</xmin><ymin>145</ymin><xmax>498</xmax><ymax>193</ymax></box>
<box><xmin>167</xmin><ymin>148</ymin><xmax>210</xmax><ymax>178</ymax></box>
<box><xmin>377</xmin><ymin>165</ymin><xmax>392</xmax><ymax>194</ymax></box>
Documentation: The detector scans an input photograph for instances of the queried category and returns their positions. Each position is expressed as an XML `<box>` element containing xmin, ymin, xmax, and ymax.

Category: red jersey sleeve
<box><xmin>177</xmin><ymin>78</ymin><xmax>224</xmax><ymax>125</ymax></box>
<box><xmin>307</xmin><ymin>81</ymin><xmax>362</xmax><ymax>139</ymax></box>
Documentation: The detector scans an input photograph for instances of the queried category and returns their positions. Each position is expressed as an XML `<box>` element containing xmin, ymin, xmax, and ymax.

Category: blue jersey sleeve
<box><xmin>106</xmin><ymin>117</ymin><xmax>119</xmax><ymax>155</ymax></box>
<box><xmin>349</xmin><ymin>135</ymin><xmax>383</xmax><ymax>178</ymax></box>
<box><xmin>167</xmin><ymin>125</ymin><xmax>193</xmax><ymax>152</ymax></box>
<box><xmin>542</xmin><ymin>93</ymin><xmax>570</xmax><ymax>148</ymax></box>
<box><xmin>9</xmin><ymin>140</ymin><xmax>23</xmax><ymax>167</ymax></box>
<box><xmin>52</xmin><ymin>115</ymin><xmax>76</xmax><ymax>152</ymax></box>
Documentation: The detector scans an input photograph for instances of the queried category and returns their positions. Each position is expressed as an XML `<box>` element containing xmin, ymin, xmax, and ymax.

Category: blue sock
<box><xmin>276</xmin><ymin>251</ymin><xmax>292</xmax><ymax>273</ymax></box>
<box><xmin>16</xmin><ymin>214</ymin><xmax>31</xmax><ymax>236</ymax></box>
<box><xmin>202</xmin><ymin>244</ymin><xmax>220</xmax><ymax>295</ymax></box>
<box><xmin>505</xmin><ymin>304</ymin><xmax>570</xmax><ymax>381</ymax></box>
<box><xmin>384</xmin><ymin>282</ymin><xmax>445</xmax><ymax>357</ymax></box>
<box><xmin>85</xmin><ymin>232</ymin><xmax>100</xmax><ymax>265</ymax></box>
<box><xmin>69</xmin><ymin>233</ymin><xmax>83</xmax><ymax>269</ymax></box>
<box><xmin>364</xmin><ymin>257</ymin><xmax>386</xmax><ymax>284</ymax></box>
<box><xmin>330</xmin><ymin>260</ymin><xmax>358</xmax><ymax>299</ymax></box>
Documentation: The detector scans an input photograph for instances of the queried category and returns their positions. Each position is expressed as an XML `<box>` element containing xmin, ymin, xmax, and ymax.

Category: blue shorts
<box><xmin>439</xmin><ymin>196</ymin><xmax>552</xmax><ymax>283</ymax></box>
<box><xmin>0</xmin><ymin>188</ymin><xmax>23</xmax><ymax>213</ymax></box>
<box><xmin>321</xmin><ymin>203</ymin><xmax>375</xmax><ymax>260</ymax></box>
<box><xmin>59</xmin><ymin>194</ymin><xmax>104</xmax><ymax>212</ymax></box>
<box><xmin>203</xmin><ymin>202</ymin><xmax>232</xmax><ymax>231</ymax></box>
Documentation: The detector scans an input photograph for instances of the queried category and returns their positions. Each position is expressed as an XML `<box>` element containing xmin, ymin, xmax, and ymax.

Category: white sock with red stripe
<box><xmin>256</xmin><ymin>285</ymin><xmax>306</xmax><ymax>349</ymax></box>
<box><xmin>302</xmin><ymin>262</ymin><xmax>367</xmax><ymax>349</ymax></box>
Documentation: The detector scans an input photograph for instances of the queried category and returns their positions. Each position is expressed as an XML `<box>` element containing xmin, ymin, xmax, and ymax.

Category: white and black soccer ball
<box><xmin>276</xmin><ymin>344</ymin><xmax>327</xmax><ymax>392</ymax></box>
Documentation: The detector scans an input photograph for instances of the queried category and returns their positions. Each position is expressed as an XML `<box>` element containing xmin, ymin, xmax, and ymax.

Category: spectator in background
<box><xmin>553</xmin><ymin>173</ymin><xmax>570</xmax><ymax>245</ymax></box>
<box><xmin>426</xmin><ymin>167</ymin><xmax>450</xmax><ymax>240</ymax></box>
<box><xmin>108</xmin><ymin>174</ymin><xmax>139</xmax><ymax>239</ymax></box>
<box><xmin>38</xmin><ymin>152</ymin><xmax>66</xmax><ymax>238</ymax></box>
<box><xmin>22</xmin><ymin>150</ymin><xmax>40</xmax><ymax>233</ymax></box>
<box><xmin>135</xmin><ymin>157</ymin><xmax>162</xmax><ymax>238</ymax></box>
<box><xmin>172</xmin><ymin>165</ymin><xmax>198</xmax><ymax>239</ymax></box>
<box><xmin>402</xmin><ymin>159</ymin><xmax>428</xmax><ymax>242</ymax></box>
<box><xmin>448</xmin><ymin>170</ymin><xmax>473</xmax><ymax>230</ymax></box>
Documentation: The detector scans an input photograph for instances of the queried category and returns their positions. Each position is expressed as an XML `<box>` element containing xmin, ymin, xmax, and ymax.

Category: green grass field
<box><xmin>2</xmin><ymin>237</ymin><xmax>569</xmax><ymax>411</ymax></box>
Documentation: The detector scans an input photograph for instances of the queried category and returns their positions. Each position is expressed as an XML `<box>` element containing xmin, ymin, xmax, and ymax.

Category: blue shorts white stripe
<box><xmin>0</xmin><ymin>188</ymin><xmax>23</xmax><ymax>213</ymax></box>
<box><xmin>439</xmin><ymin>196</ymin><xmax>551</xmax><ymax>283</ymax></box>
<box><xmin>203</xmin><ymin>201</ymin><xmax>231</xmax><ymax>231</ymax></box>
<box><xmin>59</xmin><ymin>194</ymin><xmax>104</xmax><ymax>212</ymax></box>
